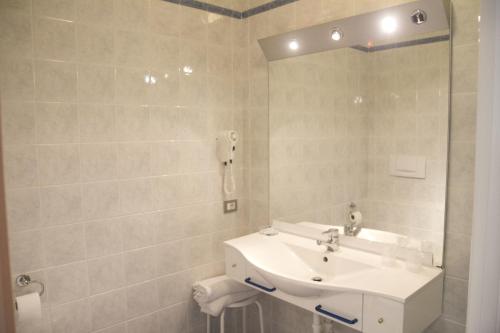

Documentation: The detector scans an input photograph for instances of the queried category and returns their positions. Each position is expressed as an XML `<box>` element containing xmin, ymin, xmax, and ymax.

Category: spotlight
<box><xmin>288</xmin><ymin>40</ymin><xmax>299</xmax><ymax>50</ymax></box>
<box><xmin>380</xmin><ymin>16</ymin><xmax>397</xmax><ymax>34</ymax></box>
<box><xmin>331</xmin><ymin>28</ymin><xmax>343</xmax><ymax>41</ymax></box>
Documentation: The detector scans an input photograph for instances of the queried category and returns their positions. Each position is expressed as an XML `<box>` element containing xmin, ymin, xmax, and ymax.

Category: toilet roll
<box><xmin>16</xmin><ymin>292</ymin><xmax>41</xmax><ymax>322</ymax></box>
<box><xmin>349</xmin><ymin>211</ymin><xmax>362</xmax><ymax>224</ymax></box>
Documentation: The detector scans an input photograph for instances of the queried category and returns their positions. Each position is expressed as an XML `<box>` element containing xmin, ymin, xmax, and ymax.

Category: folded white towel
<box><xmin>193</xmin><ymin>275</ymin><xmax>252</xmax><ymax>304</ymax></box>
<box><xmin>199</xmin><ymin>290</ymin><xmax>259</xmax><ymax>316</ymax></box>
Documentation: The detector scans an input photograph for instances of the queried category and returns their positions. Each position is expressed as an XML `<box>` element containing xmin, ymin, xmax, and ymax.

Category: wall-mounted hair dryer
<box><xmin>216</xmin><ymin>130</ymin><xmax>238</xmax><ymax>196</ymax></box>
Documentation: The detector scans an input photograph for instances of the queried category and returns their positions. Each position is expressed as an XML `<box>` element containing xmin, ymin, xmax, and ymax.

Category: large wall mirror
<box><xmin>265</xmin><ymin>1</ymin><xmax>450</xmax><ymax>266</ymax></box>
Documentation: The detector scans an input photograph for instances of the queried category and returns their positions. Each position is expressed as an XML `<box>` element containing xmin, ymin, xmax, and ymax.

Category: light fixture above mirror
<box><xmin>258</xmin><ymin>0</ymin><xmax>450</xmax><ymax>61</ymax></box>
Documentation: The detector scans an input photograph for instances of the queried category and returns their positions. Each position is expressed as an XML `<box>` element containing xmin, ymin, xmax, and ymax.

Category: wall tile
<box><xmin>0</xmin><ymin>57</ymin><xmax>34</xmax><ymax>100</ymax></box>
<box><xmin>6</xmin><ymin>187</ymin><xmax>41</xmax><ymax>232</ymax></box>
<box><xmin>114</xmin><ymin>105</ymin><xmax>150</xmax><ymax>141</ymax></box>
<box><xmin>124</xmin><ymin>247</ymin><xmax>157</xmax><ymax>284</ymax></box>
<box><xmin>157</xmin><ymin>270</ymin><xmax>194</xmax><ymax>307</ymax></box>
<box><xmin>0</xmin><ymin>11</ymin><xmax>32</xmax><ymax>58</ymax></box>
<box><xmin>78</xmin><ymin>104</ymin><xmax>115</xmax><ymax>143</ymax></box>
<box><xmin>35</xmin><ymin>60</ymin><xmax>77</xmax><ymax>102</ymax></box>
<box><xmin>80</xmin><ymin>143</ymin><xmax>117</xmax><ymax>181</ymax></box>
<box><xmin>39</xmin><ymin>184</ymin><xmax>82</xmax><ymax>226</ymax></box>
<box><xmin>114</xmin><ymin>30</ymin><xmax>150</xmax><ymax>67</ymax></box>
<box><xmin>46</xmin><ymin>262</ymin><xmax>89</xmax><ymax>304</ymax></box>
<box><xmin>443</xmin><ymin>277</ymin><xmax>468</xmax><ymax>324</ymax></box>
<box><xmin>156</xmin><ymin>303</ymin><xmax>189</xmax><ymax>333</ymax></box>
<box><xmin>155</xmin><ymin>240</ymin><xmax>187</xmax><ymax>276</ymax></box>
<box><xmin>85</xmin><ymin>219</ymin><xmax>122</xmax><ymax>258</ymax></box>
<box><xmin>34</xmin><ymin>17</ymin><xmax>76</xmax><ymax>61</ymax></box>
<box><xmin>33</xmin><ymin>0</ymin><xmax>76</xmax><ymax>20</ymax></box>
<box><xmin>118</xmin><ymin>179</ymin><xmax>153</xmax><ymax>214</ymax></box>
<box><xmin>3</xmin><ymin>144</ymin><xmax>37</xmax><ymax>188</ymax></box>
<box><xmin>87</xmin><ymin>254</ymin><xmax>125</xmax><ymax>295</ymax></box>
<box><xmin>120</xmin><ymin>214</ymin><xmax>156</xmax><ymax>251</ymax></box>
<box><xmin>76</xmin><ymin>24</ymin><xmax>114</xmax><ymax>64</ymax></box>
<box><xmin>0</xmin><ymin>0</ymin><xmax>32</xmax><ymax>14</ymax></box>
<box><xmin>126</xmin><ymin>280</ymin><xmax>159</xmax><ymax>318</ymax></box>
<box><xmin>113</xmin><ymin>0</ymin><xmax>149</xmax><ymax>31</ymax></box>
<box><xmin>126</xmin><ymin>313</ymin><xmax>160</xmax><ymax>333</ymax></box>
<box><xmin>37</xmin><ymin>144</ymin><xmax>80</xmax><ymax>185</ymax></box>
<box><xmin>116</xmin><ymin>143</ymin><xmax>150</xmax><ymax>178</ymax></box>
<box><xmin>82</xmin><ymin>182</ymin><xmax>120</xmax><ymax>219</ymax></box>
<box><xmin>1</xmin><ymin>102</ymin><xmax>35</xmax><ymax>144</ymax></box>
<box><xmin>9</xmin><ymin>231</ymin><xmax>45</xmax><ymax>273</ymax></box>
<box><xmin>43</xmin><ymin>224</ymin><xmax>86</xmax><ymax>266</ymax></box>
<box><xmin>77</xmin><ymin>64</ymin><xmax>115</xmax><ymax>103</ymax></box>
<box><xmin>75</xmin><ymin>0</ymin><xmax>114</xmax><ymax>26</ymax></box>
<box><xmin>35</xmin><ymin>102</ymin><xmax>79</xmax><ymax>143</ymax></box>
<box><xmin>50</xmin><ymin>299</ymin><xmax>91</xmax><ymax>333</ymax></box>
<box><xmin>451</xmin><ymin>43</ymin><xmax>478</xmax><ymax>94</ymax></box>
<box><xmin>444</xmin><ymin>232</ymin><xmax>471</xmax><ymax>280</ymax></box>
<box><xmin>114</xmin><ymin>68</ymin><xmax>149</xmax><ymax>105</ymax></box>
<box><xmin>149</xmin><ymin>0</ymin><xmax>181</xmax><ymax>37</ymax></box>
<box><xmin>89</xmin><ymin>289</ymin><xmax>126</xmax><ymax>330</ymax></box>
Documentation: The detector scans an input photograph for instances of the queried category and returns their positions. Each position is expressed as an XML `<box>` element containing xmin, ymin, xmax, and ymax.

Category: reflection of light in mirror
<box><xmin>182</xmin><ymin>66</ymin><xmax>193</xmax><ymax>76</ymax></box>
<box><xmin>144</xmin><ymin>74</ymin><xmax>157</xmax><ymax>85</ymax></box>
<box><xmin>164</xmin><ymin>73</ymin><xmax>169</xmax><ymax>79</ymax></box>
<box><xmin>288</xmin><ymin>40</ymin><xmax>299</xmax><ymax>50</ymax></box>
<box><xmin>353</xmin><ymin>96</ymin><xmax>363</xmax><ymax>104</ymax></box>
<box><xmin>208</xmin><ymin>13</ymin><xmax>223</xmax><ymax>24</ymax></box>
<box><xmin>380</xmin><ymin>16</ymin><xmax>397</xmax><ymax>34</ymax></box>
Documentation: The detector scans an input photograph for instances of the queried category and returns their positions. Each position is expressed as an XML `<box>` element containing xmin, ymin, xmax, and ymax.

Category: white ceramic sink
<box><xmin>252</xmin><ymin>241</ymin><xmax>375</xmax><ymax>297</ymax></box>
<box><xmin>224</xmin><ymin>223</ymin><xmax>444</xmax><ymax>332</ymax></box>
<box><xmin>225</xmin><ymin>226</ymin><xmax>442</xmax><ymax>301</ymax></box>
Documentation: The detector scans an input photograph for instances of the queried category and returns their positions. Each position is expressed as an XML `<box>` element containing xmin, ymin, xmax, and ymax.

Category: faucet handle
<box><xmin>322</xmin><ymin>228</ymin><xmax>338</xmax><ymax>234</ymax></box>
<box><xmin>321</xmin><ymin>228</ymin><xmax>339</xmax><ymax>241</ymax></box>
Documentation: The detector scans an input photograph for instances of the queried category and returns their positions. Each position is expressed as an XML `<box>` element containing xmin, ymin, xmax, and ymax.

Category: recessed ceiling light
<box><xmin>380</xmin><ymin>16</ymin><xmax>397</xmax><ymax>34</ymax></box>
<box><xmin>288</xmin><ymin>40</ymin><xmax>299</xmax><ymax>50</ymax></box>
<box><xmin>331</xmin><ymin>28</ymin><xmax>343</xmax><ymax>41</ymax></box>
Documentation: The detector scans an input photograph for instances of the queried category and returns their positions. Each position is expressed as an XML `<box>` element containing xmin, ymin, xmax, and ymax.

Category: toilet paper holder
<box><xmin>15</xmin><ymin>274</ymin><xmax>45</xmax><ymax>296</ymax></box>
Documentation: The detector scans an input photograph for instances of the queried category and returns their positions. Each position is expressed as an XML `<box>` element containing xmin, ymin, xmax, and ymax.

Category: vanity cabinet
<box><xmin>363</xmin><ymin>276</ymin><xmax>443</xmax><ymax>333</ymax></box>
<box><xmin>225</xmin><ymin>244</ymin><xmax>443</xmax><ymax>333</ymax></box>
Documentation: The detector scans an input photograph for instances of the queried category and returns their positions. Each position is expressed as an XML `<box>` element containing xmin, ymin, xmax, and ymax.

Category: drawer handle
<box><xmin>244</xmin><ymin>277</ymin><xmax>276</xmax><ymax>292</ymax></box>
<box><xmin>315</xmin><ymin>305</ymin><xmax>358</xmax><ymax>325</ymax></box>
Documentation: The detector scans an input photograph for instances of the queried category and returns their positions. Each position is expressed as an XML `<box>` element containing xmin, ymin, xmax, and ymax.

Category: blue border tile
<box><xmin>162</xmin><ymin>0</ymin><xmax>299</xmax><ymax>19</ymax></box>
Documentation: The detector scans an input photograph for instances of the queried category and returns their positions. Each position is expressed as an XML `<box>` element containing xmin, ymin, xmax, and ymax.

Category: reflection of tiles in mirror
<box><xmin>162</xmin><ymin>0</ymin><xmax>299</xmax><ymax>19</ymax></box>
<box><xmin>352</xmin><ymin>34</ymin><xmax>450</xmax><ymax>53</ymax></box>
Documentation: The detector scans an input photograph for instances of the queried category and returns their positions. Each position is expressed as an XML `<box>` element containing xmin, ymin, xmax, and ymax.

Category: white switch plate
<box><xmin>389</xmin><ymin>155</ymin><xmax>426</xmax><ymax>179</ymax></box>
<box><xmin>224</xmin><ymin>200</ymin><xmax>238</xmax><ymax>214</ymax></box>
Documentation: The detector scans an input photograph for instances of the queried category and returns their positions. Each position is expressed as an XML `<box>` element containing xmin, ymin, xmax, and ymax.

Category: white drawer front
<box><xmin>312</xmin><ymin>292</ymin><xmax>363</xmax><ymax>331</ymax></box>
<box><xmin>363</xmin><ymin>295</ymin><xmax>404</xmax><ymax>333</ymax></box>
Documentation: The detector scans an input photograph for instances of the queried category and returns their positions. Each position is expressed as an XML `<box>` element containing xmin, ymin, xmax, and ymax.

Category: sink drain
<box><xmin>312</xmin><ymin>276</ymin><xmax>323</xmax><ymax>282</ymax></box>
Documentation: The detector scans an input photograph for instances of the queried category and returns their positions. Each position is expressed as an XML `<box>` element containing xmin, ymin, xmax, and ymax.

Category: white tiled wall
<box><xmin>0</xmin><ymin>0</ymin><xmax>249</xmax><ymax>332</ymax></box>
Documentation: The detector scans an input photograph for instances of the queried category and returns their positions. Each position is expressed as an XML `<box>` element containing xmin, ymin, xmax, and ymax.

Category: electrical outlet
<box><xmin>223</xmin><ymin>200</ymin><xmax>237</xmax><ymax>214</ymax></box>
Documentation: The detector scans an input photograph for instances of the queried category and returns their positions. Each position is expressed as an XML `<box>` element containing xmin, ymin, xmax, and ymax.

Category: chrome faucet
<box><xmin>344</xmin><ymin>202</ymin><xmax>362</xmax><ymax>236</ymax></box>
<box><xmin>316</xmin><ymin>228</ymin><xmax>339</xmax><ymax>252</ymax></box>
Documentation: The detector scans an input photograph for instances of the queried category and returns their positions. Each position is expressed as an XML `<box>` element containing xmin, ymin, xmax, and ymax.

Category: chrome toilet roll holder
<box><xmin>15</xmin><ymin>274</ymin><xmax>45</xmax><ymax>296</ymax></box>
